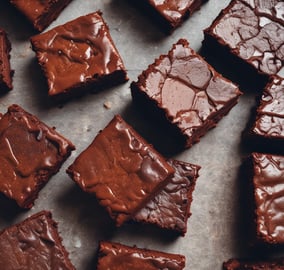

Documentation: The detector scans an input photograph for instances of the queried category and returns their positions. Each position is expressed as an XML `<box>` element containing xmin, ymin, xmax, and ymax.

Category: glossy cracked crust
<box><xmin>204</xmin><ymin>0</ymin><xmax>284</xmax><ymax>76</ymax></box>
<box><xmin>67</xmin><ymin>115</ymin><xmax>174</xmax><ymax>226</ymax></box>
<box><xmin>223</xmin><ymin>258</ymin><xmax>284</xmax><ymax>270</ymax></box>
<box><xmin>97</xmin><ymin>241</ymin><xmax>185</xmax><ymax>270</ymax></box>
<box><xmin>0</xmin><ymin>28</ymin><xmax>13</xmax><ymax>92</ymax></box>
<box><xmin>0</xmin><ymin>104</ymin><xmax>75</xmax><ymax>208</ymax></box>
<box><xmin>30</xmin><ymin>11</ymin><xmax>128</xmax><ymax>99</ymax></box>
<box><xmin>133</xmin><ymin>159</ymin><xmax>200</xmax><ymax>235</ymax></box>
<box><xmin>251</xmin><ymin>152</ymin><xmax>284</xmax><ymax>244</ymax></box>
<box><xmin>10</xmin><ymin>0</ymin><xmax>73</xmax><ymax>32</ymax></box>
<box><xmin>131</xmin><ymin>39</ymin><xmax>242</xmax><ymax>149</ymax></box>
<box><xmin>0</xmin><ymin>211</ymin><xmax>75</xmax><ymax>269</ymax></box>
<box><xmin>145</xmin><ymin>0</ymin><xmax>208</xmax><ymax>30</ymax></box>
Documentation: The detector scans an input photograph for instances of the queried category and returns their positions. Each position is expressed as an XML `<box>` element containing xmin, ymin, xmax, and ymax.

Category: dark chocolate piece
<box><xmin>133</xmin><ymin>0</ymin><xmax>209</xmax><ymax>32</ymax></box>
<box><xmin>30</xmin><ymin>11</ymin><xmax>128</xmax><ymax>100</ymax></box>
<box><xmin>244</xmin><ymin>75</ymin><xmax>284</xmax><ymax>154</ymax></box>
<box><xmin>0</xmin><ymin>104</ymin><xmax>75</xmax><ymax>208</ymax></box>
<box><xmin>97</xmin><ymin>241</ymin><xmax>185</xmax><ymax>270</ymax></box>
<box><xmin>0</xmin><ymin>28</ymin><xmax>13</xmax><ymax>92</ymax></box>
<box><xmin>131</xmin><ymin>39</ymin><xmax>242</xmax><ymax>149</ymax></box>
<box><xmin>67</xmin><ymin>115</ymin><xmax>175</xmax><ymax>226</ymax></box>
<box><xmin>133</xmin><ymin>159</ymin><xmax>200</xmax><ymax>235</ymax></box>
<box><xmin>203</xmin><ymin>0</ymin><xmax>284</xmax><ymax>78</ymax></box>
<box><xmin>0</xmin><ymin>211</ymin><xmax>75</xmax><ymax>269</ymax></box>
<box><xmin>223</xmin><ymin>258</ymin><xmax>284</xmax><ymax>270</ymax></box>
<box><xmin>249</xmin><ymin>152</ymin><xmax>284</xmax><ymax>245</ymax></box>
<box><xmin>10</xmin><ymin>0</ymin><xmax>73</xmax><ymax>32</ymax></box>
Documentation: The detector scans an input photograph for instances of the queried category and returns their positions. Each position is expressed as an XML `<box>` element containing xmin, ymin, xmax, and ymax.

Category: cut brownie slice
<box><xmin>0</xmin><ymin>104</ymin><xmax>75</xmax><ymax>208</ymax></box>
<box><xmin>223</xmin><ymin>258</ymin><xmax>284</xmax><ymax>269</ymax></box>
<box><xmin>133</xmin><ymin>159</ymin><xmax>200</xmax><ymax>235</ymax></box>
<box><xmin>133</xmin><ymin>0</ymin><xmax>209</xmax><ymax>32</ymax></box>
<box><xmin>203</xmin><ymin>0</ymin><xmax>284</xmax><ymax>78</ymax></box>
<box><xmin>131</xmin><ymin>39</ymin><xmax>242</xmax><ymax>149</ymax></box>
<box><xmin>0</xmin><ymin>28</ymin><xmax>13</xmax><ymax>92</ymax></box>
<box><xmin>0</xmin><ymin>211</ymin><xmax>75</xmax><ymax>269</ymax></box>
<box><xmin>244</xmin><ymin>75</ymin><xmax>284</xmax><ymax>154</ymax></box>
<box><xmin>10</xmin><ymin>0</ymin><xmax>73</xmax><ymax>32</ymax></box>
<box><xmin>67</xmin><ymin>115</ymin><xmax>175</xmax><ymax>226</ymax></box>
<box><xmin>30</xmin><ymin>11</ymin><xmax>128</xmax><ymax>100</ymax></box>
<box><xmin>97</xmin><ymin>241</ymin><xmax>185</xmax><ymax>270</ymax></box>
<box><xmin>249</xmin><ymin>152</ymin><xmax>284</xmax><ymax>245</ymax></box>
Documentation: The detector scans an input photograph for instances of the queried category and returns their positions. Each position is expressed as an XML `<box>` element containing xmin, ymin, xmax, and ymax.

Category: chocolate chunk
<box><xmin>30</xmin><ymin>11</ymin><xmax>128</xmax><ymax>100</ymax></box>
<box><xmin>131</xmin><ymin>39</ymin><xmax>242</xmax><ymax>149</ymax></box>
<box><xmin>0</xmin><ymin>28</ymin><xmax>13</xmax><ymax>92</ymax></box>
<box><xmin>10</xmin><ymin>0</ymin><xmax>73</xmax><ymax>32</ymax></box>
<box><xmin>133</xmin><ymin>159</ymin><xmax>200</xmax><ymax>235</ymax></box>
<box><xmin>0</xmin><ymin>211</ymin><xmax>75</xmax><ymax>269</ymax></box>
<box><xmin>0</xmin><ymin>104</ymin><xmax>75</xmax><ymax>208</ymax></box>
<box><xmin>67</xmin><ymin>115</ymin><xmax>175</xmax><ymax>226</ymax></box>
<box><xmin>97</xmin><ymin>241</ymin><xmax>185</xmax><ymax>270</ymax></box>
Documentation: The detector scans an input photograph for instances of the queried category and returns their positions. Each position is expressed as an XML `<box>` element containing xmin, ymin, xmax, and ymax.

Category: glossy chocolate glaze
<box><xmin>252</xmin><ymin>152</ymin><xmax>284</xmax><ymax>244</ymax></box>
<box><xmin>97</xmin><ymin>241</ymin><xmax>185</xmax><ymax>270</ymax></box>
<box><xmin>31</xmin><ymin>12</ymin><xmax>127</xmax><ymax>98</ymax></box>
<box><xmin>147</xmin><ymin>0</ymin><xmax>207</xmax><ymax>29</ymax></box>
<box><xmin>131</xmin><ymin>39</ymin><xmax>242</xmax><ymax>149</ymax></box>
<box><xmin>133</xmin><ymin>159</ymin><xmax>200</xmax><ymax>235</ymax></box>
<box><xmin>0</xmin><ymin>28</ymin><xmax>13</xmax><ymax>92</ymax></box>
<box><xmin>223</xmin><ymin>258</ymin><xmax>284</xmax><ymax>270</ymax></box>
<box><xmin>10</xmin><ymin>0</ymin><xmax>73</xmax><ymax>32</ymax></box>
<box><xmin>252</xmin><ymin>76</ymin><xmax>284</xmax><ymax>138</ymax></box>
<box><xmin>0</xmin><ymin>211</ymin><xmax>75</xmax><ymax>269</ymax></box>
<box><xmin>67</xmin><ymin>115</ymin><xmax>174</xmax><ymax>226</ymax></box>
<box><xmin>0</xmin><ymin>104</ymin><xmax>75</xmax><ymax>208</ymax></box>
<box><xmin>204</xmin><ymin>0</ymin><xmax>284</xmax><ymax>75</ymax></box>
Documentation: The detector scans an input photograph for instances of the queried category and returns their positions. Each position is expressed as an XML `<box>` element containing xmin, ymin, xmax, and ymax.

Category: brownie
<box><xmin>203</xmin><ymin>0</ymin><xmax>284</xmax><ymax>80</ymax></box>
<box><xmin>0</xmin><ymin>28</ymin><xmax>13</xmax><ymax>92</ymax></box>
<box><xmin>133</xmin><ymin>159</ymin><xmax>200</xmax><ymax>235</ymax></box>
<box><xmin>0</xmin><ymin>211</ymin><xmax>75</xmax><ymax>269</ymax></box>
<box><xmin>0</xmin><ymin>104</ymin><xmax>75</xmax><ymax>208</ymax></box>
<box><xmin>131</xmin><ymin>39</ymin><xmax>242</xmax><ymax>149</ymax></box>
<box><xmin>10</xmin><ymin>0</ymin><xmax>73</xmax><ymax>32</ymax></box>
<box><xmin>30</xmin><ymin>11</ymin><xmax>128</xmax><ymax>100</ymax></box>
<box><xmin>132</xmin><ymin>0</ymin><xmax>209</xmax><ymax>32</ymax></box>
<box><xmin>97</xmin><ymin>241</ymin><xmax>185</xmax><ymax>270</ymax></box>
<box><xmin>244</xmin><ymin>75</ymin><xmax>284</xmax><ymax>154</ymax></box>
<box><xmin>223</xmin><ymin>258</ymin><xmax>284</xmax><ymax>269</ymax></box>
<box><xmin>248</xmin><ymin>152</ymin><xmax>284</xmax><ymax>245</ymax></box>
<box><xmin>67</xmin><ymin>115</ymin><xmax>175</xmax><ymax>226</ymax></box>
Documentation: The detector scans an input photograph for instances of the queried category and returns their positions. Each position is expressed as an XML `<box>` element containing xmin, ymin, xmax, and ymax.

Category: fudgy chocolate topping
<box><xmin>205</xmin><ymin>0</ymin><xmax>284</xmax><ymax>75</ymax></box>
<box><xmin>252</xmin><ymin>152</ymin><xmax>284</xmax><ymax>244</ymax></box>
<box><xmin>134</xmin><ymin>159</ymin><xmax>200</xmax><ymax>234</ymax></box>
<box><xmin>0</xmin><ymin>104</ymin><xmax>75</xmax><ymax>208</ymax></box>
<box><xmin>67</xmin><ymin>115</ymin><xmax>174</xmax><ymax>226</ymax></box>
<box><xmin>31</xmin><ymin>12</ymin><xmax>127</xmax><ymax>96</ymax></box>
<box><xmin>0</xmin><ymin>211</ymin><xmax>75</xmax><ymax>269</ymax></box>
<box><xmin>223</xmin><ymin>258</ymin><xmax>284</xmax><ymax>270</ymax></box>
<box><xmin>97</xmin><ymin>241</ymin><xmax>185</xmax><ymax>270</ymax></box>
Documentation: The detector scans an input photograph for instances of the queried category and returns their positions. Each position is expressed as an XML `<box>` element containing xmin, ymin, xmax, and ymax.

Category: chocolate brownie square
<box><xmin>0</xmin><ymin>104</ymin><xmax>75</xmax><ymax>208</ymax></box>
<box><xmin>0</xmin><ymin>28</ymin><xmax>13</xmax><ymax>92</ymax></box>
<box><xmin>10</xmin><ymin>0</ymin><xmax>73</xmax><ymax>32</ymax></box>
<box><xmin>30</xmin><ymin>11</ymin><xmax>128</xmax><ymax>100</ymax></box>
<box><xmin>0</xmin><ymin>211</ymin><xmax>75</xmax><ymax>269</ymax></box>
<box><xmin>97</xmin><ymin>241</ymin><xmax>185</xmax><ymax>270</ymax></box>
<box><xmin>249</xmin><ymin>152</ymin><xmax>284</xmax><ymax>245</ymax></box>
<box><xmin>133</xmin><ymin>0</ymin><xmax>209</xmax><ymax>32</ymax></box>
<box><xmin>223</xmin><ymin>258</ymin><xmax>284</xmax><ymax>269</ymax></box>
<box><xmin>244</xmin><ymin>75</ymin><xmax>284</xmax><ymax>154</ymax></box>
<box><xmin>67</xmin><ymin>115</ymin><xmax>175</xmax><ymax>226</ymax></box>
<box><xmin>131</xmin><ymin>39</ymin><xmax>242</xmax><ymax>149</ymax></box>
<box><xmin>133</xmin><ymin>159</ymin><xmax>200</xmax><ymax>235</ymax></box>
<box><xmin>203</xmin><ymin>0</ymin><xmax>284</xmax><ymax>79</ymax></box>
